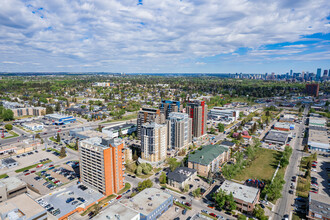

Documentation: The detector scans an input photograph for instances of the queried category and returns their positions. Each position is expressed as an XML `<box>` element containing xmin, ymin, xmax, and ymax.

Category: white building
<box><xmin>167</xmin><ymin>112</ymin><xmax>192</xmax><ymax>151</ymax></box>
<box><xmin>102</xmin><ymin>123</ymin><xmax>137</xmax><ymax>138</ymax></box>
<box><xmin>208</xmin><ymin>108</ymin><xmax>240</xmax><ymax>121</ymax></box>
<box><xmin>22</xmin><ymin>122</ymin><xmax>44</xmax><ymax>131</ymax></box>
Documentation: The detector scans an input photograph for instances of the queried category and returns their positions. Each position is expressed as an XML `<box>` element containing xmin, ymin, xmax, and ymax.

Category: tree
<box><xmin>46</xmin><ymin>106</ymin><xmax>54</xmax><ymax>114</ymax></box>
<box><xmin>74</xmin><ymin>139</ymin><xmax>78</xmax><ymax>150</ymax></box>
<box><xmin>56</xmin><ymin>133</ymin><xmax>61</xmax><ymax>142</ymax></box>
<box><xmin>265</xmin><ymin>110</ymin><xmax>270</xmax><ymax>117</ymax></box>
<box><xmin>303</xmin><ymin>144</ymin><xmax>309</xmax><ymax>152</ymax></box>
<box><xmin>213</xmin><ymin>189</ymin><xmax>226</xmax><ymax>209</ymax></box>
<box><xmin>167</xmin><ymin>158</ymin><xmax>180</xmax><ymax>171</ymax></box>
<box><xmin>192</xmin><ymin>188</ymin><xmax>201</xmax><ymax>198</ymax></box>
<box><xmin>217</xmin><ymin>123</ymin><xmax>225</xmax><ymax>132</ymax></box>
<box><xmin>136</xmin><ymin>166</ymin><xmax>143</xmax><ymax>175</ymax></box>
<box><xmin>35</xmin><ymin>133</ymin><xmax>41</xmax><ymax>139</ymax></box>
<box><xmin>55</xmin><ymin>102</ymin><xmax>61</xmax><ymax>112</ymax></box>
<box><xmin>159</xmin><ymin>172</ymin><xmax>167</xmax><ymax>184</ymax></box>
<box><xmin>238</xmin><ymin>214</ymin><xmax>247</xmax><ymax>220</ymax></box>
<box><xmin>183</xmin><ymin>184</ymin><xmax>189</xmax><ymax>192</ymax></box>
<box><xmin>133</xmin><ymin>150</ymin><xmax>138</xmax><ymax>161</ymax></box>
<box><xmin>207</xmin><ymin>170</ymin><xmax>213</xmax><ymax>184</ymax></box>
<box><xmin>253</xmin><ymin>205</ymin><xmax>267</xmax><ymax>220</ymax></box>
<box><xmin>4</xmin><ymin>124</ymin><xmax>13</xmax><ymax>130</ymax></box>
<box><xmin>60</xmin><ymin>147</ymin><xmax>66</xmax><ymax>158</ymax></box>
<box><xmin>137</xmin><ymin>179</ymin><xmax>153</xmax><ymax>192</ymax></box>
<box><xmin>226</xmin><ymin>192</ymin><xmax>236</xmax><ymax>211</ymax></box>
<box><xmin>305</xmin><ymin>169</ymin><xmax>311</xmax><ymax>178</ymax></box>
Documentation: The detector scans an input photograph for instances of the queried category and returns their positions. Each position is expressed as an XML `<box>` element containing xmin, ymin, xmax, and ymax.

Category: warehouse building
<box><xmin>273</xmin><ymin>122</ymin><xmax>294</xmax><ymax>131</ymax></box>
<box><xmin>1</xmin><ymin>158</ymin><xmax>18</xmax><ymax>168</ymax></box>
<box><xmin>120</xmin><ymin>188</ymin><xmax>173</xmax><ymax>220</ymax></box>
<box><xmin>219</xmin><ymin>180</ymin><xmax>260</xmax><ymax>214</ymax></box>
<box><xmin>308</xmin><ymin>127</ymin><xmax>329</xmax><ymax>152</ymax></box>
<box><xmin>45</xmin><ymin>114</ymin><xmax>76</xmax><ymax>125</ymax></box>
<box><xmin>264</xmin><ymin>130</ymin><xmax>289</xmax><ymax>145</ymax></box>
<box><xmin>309</xmin><ymin>117</ymin><xmax>327</xmax><ymax>127</ymax></box>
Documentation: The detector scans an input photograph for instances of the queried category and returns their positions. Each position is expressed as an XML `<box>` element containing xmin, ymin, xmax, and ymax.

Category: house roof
<box><xmin>188</xmin><ymin>145</ymin><xmax>229</xmax><ymax>166</ymax></box>
<box><xmin>2</xmin><ymin>158</ymin><xmax>17</xmax><ymax>165</ymax></box>
<box><xmin>167</xmin><ymin>167</ymin><xmax>197</xmax><ymax>183</ymax></box>
<box><xmin>220</xmin><ymin>141</ymin><xmax>235</xmax><ymax>147</ymax></box>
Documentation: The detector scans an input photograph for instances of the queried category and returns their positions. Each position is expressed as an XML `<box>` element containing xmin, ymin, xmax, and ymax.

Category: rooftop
<box><xmin>220</xmin><ymin>141</ymin><xmax>235</xmax><ymax>147</ymax></box>
<box><xmin>219</xmin><ymin>180</ymin><xmax>259</xmax><ymax>204</ymax></box>
<box><xmin>264</xmin><ymin>130</ymin><xmax>289</xmax><ymax>143</ymax></box>
<box><xmin>0</xmin><ymin>193</ymin><xmax>46</xmax><ymax>219</ymax></box>
<box><xmin>309</xmin><ymin>193</ymin><xmax>330</xmax><ymax>219</ymax></box>
<box><xmin>309</xmin><ymin>126</ymin><xmax>327</xmax><ymax>131</ymax></box>
<box><xmin>120</xmin><ymin>188</ymin><xmax>172</xmax><ymax>216</ymax></box>
<box><xmin>308</xmin><ymin>129</ymin><xmax>329</xmax><ymax>149</ymax></box>
<box><xmin>93</xmin><ymin>203</ymin><xmax>139</xmax><ymax>220</ymax></box>
<box><xmin>188</xmin><ymin>145</ymin><xmax>229</xmax><ymax>166</ymax></box>
<box><xmin>309</xmin><ymin>117</ymin><xmax>327</xmax><ymax>126</ymax></box>
<box><xmin>45</xmin><ymin>114</ymin><xmax>73</xmax><ymax>119</ymax></box>
<box><xmin>2</xmin><ymin>158</ymin><xmax>17</xmax><ymax>165</ymax></box>
<box><xmin>167</xmin><ymin>167</ymin><xmax>197</xmax><ymax>183</ymax></box>
<box><xmin>142</xmin><ymin>122</ymin><xmax>166</xmax><ymax>129</ymax></box>
<box><xmin>0</xmin><ymin>177</ymin><xmax>26</xmax><ymax>192</ymax></box>
<box><xmin>76</xmin><ymin>130</ymin><xmax>109</xmax><ymax>139</ymax></box>
<box><xmin>103</xmin><ymin>122</ymin><xmax>136</xmax><ymax>132</ymax></box>
<box><xmin>274</xmin><ymin>122</ymin><xmax>291</xmax><ymax>129</ymax></box>
<box><xmin>41</xmin><ymin>184</ymin><xmax>104</xmax><ymax>219</ymax></box>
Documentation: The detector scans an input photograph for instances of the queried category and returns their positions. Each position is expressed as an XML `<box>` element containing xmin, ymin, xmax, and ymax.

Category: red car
<box><xmin>30</xmin><ymin>170</ymin><xmax>36</xmax><ymax>173</ymax></box>
<box><xmin>24</xmin><ymin>173</ymin><xmax>30</xmax><ymax>176</ymax></box>
<box><xmin>210</xmin><ymin>213</ymin><xmax>217</xmax><ymax>217</ymax></box>
<box><xmin>185</xmin><ymin>202</ymin><xmax>191</xmax><ymax>207</ymax></box>
<box><xmin>54</xmin><ymin>180</ymin><xmax>60</xmax><ymax>184</ymax></box>
<box><xmin>116</xmin><ymin>195</ymin><xmax>122</xmax><ymax>200</ymax></box>
<box><xmin>49</xmin><ymin>165</ymin><xmax>54</xmax><ymax>167</ymax></box>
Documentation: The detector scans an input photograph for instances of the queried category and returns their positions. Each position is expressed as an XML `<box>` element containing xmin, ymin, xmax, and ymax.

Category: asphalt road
<box><xmin>273</xmin><ymin>107</ymin><xmax>308</xmax><ymax>220</ymax></box>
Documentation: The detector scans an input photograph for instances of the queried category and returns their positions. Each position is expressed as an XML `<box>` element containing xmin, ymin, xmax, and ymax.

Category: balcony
<box><xmin>122</xmin><ymin>167</ymin><xmax>126</xmax><ymax>171</ymax></box>
<box><xmin>122</xmin><ymin>161</ymin><xmax>126</xmax><ymax>165</ymax></box>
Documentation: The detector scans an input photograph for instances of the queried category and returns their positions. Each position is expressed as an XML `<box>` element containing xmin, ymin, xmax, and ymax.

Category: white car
<box><xmin>311</xmin><ymin>169</ymin><xmax>317</xmax><ymax>172</ymax></box>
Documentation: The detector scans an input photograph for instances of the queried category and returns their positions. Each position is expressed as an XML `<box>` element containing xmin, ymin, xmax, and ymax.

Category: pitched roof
<box><xmin>167</xmin><ymin>167</ymin><xmax>197</xmax><ymax>183</ymax></box>
<box><xmin>188</xmin><ymin>145</ymin><xmax>229</xmax><ymax>166</ymax></box>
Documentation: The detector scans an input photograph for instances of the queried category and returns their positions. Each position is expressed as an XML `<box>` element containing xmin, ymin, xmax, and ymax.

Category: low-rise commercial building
<box><xmin>167</xmin><ymin>167</ymin><xmax>197</xmax><ymax>190</ymax></box>
<box><xmin>309</xmin><ymin>117</ymin><xmax>327</xmax><ymax>127</ymax></box>
<box><xmin>1</xmin><ymin>158</ymin><xmax>18</xmax><ymax>168</ymax></box>
<box><xmin>308</xmin><ymin>127</ymin><xmax>329</xmax><ymax>152</ymax></box>
<box><xmin>0</xmin><ymin>177</ymin><xmax>27</xmax><ymax>202</ymax></box>
<box><xmin>307</xmin><ymin>192</ymin><xmax>330</xmax><ymax>220</ymax></box>
<box><xmin>273</xmin><ymin>122</ymin><xmax>293</xmax><ymax>131</ymax></box>
<box><xmin>208</xmin><ymin>108</ymin><xmax>240</xmax><ymax>121</ymax></box>
<box><xmin>102</xmin><ymin>122</ymin><xmax>137</xmax><ymax>138</ymax></box>
<box><xmin>188</xmin><ymin>144</ymin><xmax>229</xmax><ymax>177</ymax></box>
<box><xmin>120</xmin><ymin>188</ymin><xmax>173</xmax><ymax>220</ymax></box>
<box><xmin>22</xmin><ymin>122</ymin><xmax>44</xmax><ymax>131</ymax></box>
<box><xmin>94</xmin><ymin>203</ymin><xmax>140</xmax><ymax>220</ymax></box>
<box><xmin>264</xmin><ymin>130</ymin><xmax>289</xmax><ymax>145</ymax></box>
<box><xmin>219</xmin><ymin>180</ymin><xmax>260</xmax><ymax>214</ymax></box>
<box><xmin>0</xmin><ymin>193</ymin><xmax>47</xmax><ymax>220</ymax></box>
<box><xmin>45</xmin><ymin>114</ymin><xmax>76</xmax><ymax>125</ymax></box>
<box><xmin>72</xmin><ymin>129</ymin><xmax>109</xmax><ymax>140</ymax></box>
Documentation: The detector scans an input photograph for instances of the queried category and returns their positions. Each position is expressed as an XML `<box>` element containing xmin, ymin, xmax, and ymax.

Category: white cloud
<box><xmin>0</xmin><ymin>0</ymin><xmax>329</xmax><ymax>71</ymax></box>
<box><xmin>195</xmin><ymin>62</ymin><xmax>206</xmax><ymax>65</ymax></box>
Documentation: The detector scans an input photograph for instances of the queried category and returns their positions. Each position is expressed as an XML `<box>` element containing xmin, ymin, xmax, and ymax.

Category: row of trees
<box><xmin>0</xmin><ymin>106</ymin><xmax>14</xmax><ymax>121</ymax></box>
<box><xmin>279</xmin><ymin>146</ymin><xmax>293</xmax><ymax>168</ymax></box>
<box><xmin>135</xmin><ymin>163</ymin><xmax>153</xmax><ymax>175</ymax></box>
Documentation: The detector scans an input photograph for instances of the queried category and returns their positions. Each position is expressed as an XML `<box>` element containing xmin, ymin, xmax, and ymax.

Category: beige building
<box><xmin>0</xmin><ymin>177</ymin><xmax>27</xmax><ymax>203</ymax></box>
<box><xmin>79</xmin><ymin>137</ymin><xmax>125</xmax><ymax>196</ymax></box>
<box><xmin>167</xmin><ymin>112</ymin><xmax>192</xmax><ymax>151</ymax></box>
<box><xmin>11</xmin><ymin>107</ymin><xmax>46</xmax><ymax>118</ymax></box>
<box><xmin>188</xmin><ymin>145</ymin><xmax>229</xmax><ymax>177</ymax></box>
<box><xmin>141</xmin><ymin>122</ymin><xmax>167</xmax><ymax>162</ymax></box>
<box><xmin>137</xmin><ymin>107</ymin><xmax>165</xmax><ymax>139</ymax></box>
<box><xmin>0</xmin><ymin>193</ymin><xmax>47</xmax><ymax>220</ymax></box>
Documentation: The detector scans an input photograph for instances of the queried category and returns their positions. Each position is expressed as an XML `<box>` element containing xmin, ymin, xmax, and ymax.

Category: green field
<box><xmin>0</xmin><ymin>173</ymin><xmax>8</xmax><ymax>179</ymax></box>
<box><xmin>234</xmin><ymin>148</ymin><xmax>280</xmax><ymax>181</ymax></box>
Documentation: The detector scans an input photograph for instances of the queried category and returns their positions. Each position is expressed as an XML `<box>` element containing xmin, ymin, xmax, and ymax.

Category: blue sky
<box><xmin>0</xmin><ymin>0</ymin><xmax>329</xmax><ymax>73</ymax></box>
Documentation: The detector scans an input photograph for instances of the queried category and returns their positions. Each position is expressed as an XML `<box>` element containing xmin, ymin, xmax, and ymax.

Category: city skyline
<box><xmin>0</xmin><ymin>0</ymin><xmax>329</xmax><ymax>73</ymax></box>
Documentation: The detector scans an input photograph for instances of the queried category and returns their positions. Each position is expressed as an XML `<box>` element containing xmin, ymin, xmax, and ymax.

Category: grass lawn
<box><xmin>117</xmin><ymin>183</ymin><xmax>131</xmax><ymax>195</ymax></box>
<box><xmin>15</xmin><ymin>160</ymin><xmax>52</xmax><ymax>173</ymax></box>
<box><xmin>299</xmin><ymin>155</ymin><xmax>315</xmax><ymax>172</ymax></box>
<box><xmin>65</xmin><ymin>143</ymin><xmax>77</xmax><ymax>151</ymax></box>
<box><xmin>234</xmin><ymin>148</ymin><xmax>280</xmax><ymax>181</ymax></box>
<box><xmin>100</xmin><ymin>113</ymin><xmax>137</xmax><ymax>124</ymax></box>
<box><xmin>49</xmin><ymin>137</ymin><xmax>60</xmax><ymax>143</ymax></box>
<box><xmin>201</xmin><ymin>212</ymin><xmax>217</xmax><ymax>220</ymax></box>
<box><xmin>0</xmin><ymin>173</ymin><xmax>8</xmax><ymax>179</ymax></box>
<box><xmin>3</xmin><ymin>131</ymin><xmax>19</xmax><ymax>139</ymax></box>
<box><xmin>81</xmin><ymin>194</ymin><xmax>117</xmax><ymax>216</ymax></box>
<box><xmin>174</xmin><ymin>201</ymin><xmax>192</xmax><ymax>210</ymax></box>
<box><xmin>296</xmin><ymin>176</ymin><xmax>310</xmax><ymax>198</ymax></box>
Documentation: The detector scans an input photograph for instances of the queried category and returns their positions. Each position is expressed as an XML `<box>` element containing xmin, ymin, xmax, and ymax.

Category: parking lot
<box><xmin>38</xmin><ymin>184</ymin><xmax>104</xmax><ymax>218</ymax></box>
<box><xmin>159</xmin><ymin>204</ymin><xmax>197</xmax><ymax>220</ymax></box>
<box><xmin>310</xmin><ymin>156</ymin><xmax>330</xmax><ymax>196</ymax></box>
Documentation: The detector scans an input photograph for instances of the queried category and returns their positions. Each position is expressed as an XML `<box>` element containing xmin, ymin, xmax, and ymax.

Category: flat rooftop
<box><xmin>264</xmin><ymin>130</ymin><xmax>289</xmax><ymax>143</ymax></box>
<box><xmin>308</xmin><ymin>129</ymin><xmax>329</xmax><ymax>149</ymax></box>
<box><xmin>103</xmin><ymin>123</ymin><xmax>136</xmax><ymax>131</ymax></box>
<box><xmin>77</xmin><ymin>130</ymin><xmax>109</xmax><ymax>139</ymax></box>
<box><xmin>120</xmin><ymin>188</ymin><xmax>172</xmax><ymax>216</ymax></box>
<box><xmin>41</xmin><ymin>184</ymin><xmax>104</xmax><ymax>219</ymax></box>
<box><xmin>22</xmin><ymin>122</ymin><xmax>43</xmax><ymax>127</ymax></box>
<box><xmin>0</xmin><ymin>177</ymin><xmax>26</xmax><ymax>192</ymax></box>
<box><xmin>0</xmin><ymin>193</ymin><xmax>46</xmax><ymax>219</ymax></box>
<box><xmin>309</xmin><ymin>193</ymin><xmax>330</xmax><ymax>219</ymax></box>
<box><xmin>93</xmin><ymin>203</ymin><xmax>139</xmax><ymax>220</ymax></box>
<box><xmin>45</xmin><ymin>114</ymin><xmax>73</xmax><ymax>119</ymax></box>
<box><xmin>274</xmin><ymin>122</ymin><xmax>290</xmax><ymax>129</ymax></box>
<box><xmin>219</xmin><ymin>180</ymin><xmax>259</xmax><ymax>204</ymax></box>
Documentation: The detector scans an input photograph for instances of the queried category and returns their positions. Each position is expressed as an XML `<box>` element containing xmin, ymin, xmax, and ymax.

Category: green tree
<box><xmin>183</xmin><ymin>184</ymin><xmax>189</xmax><ymax>192</ymax></box>
<box><xmin>238</xmin><ymin>214</ymin><xmax>247</xmax><ymax>220</ymax></box>
<box><xmin>253</xmin><ymin>205</ymin><xmax>267</xmax><ymax>220</ymax></box>
<box><xmin>74</xmin><ymin>139</ymin><xmax>79</xmax><ymax>150</ymax></box>
<box><xmin>4</xmin><ymin>124</ymin><xmax>13</xmax><ymax>130</ymax></box>
<box><xmin>213</xmin><ymin>189</ymin><xmax>226</xmax><ymax>209</ymax></box>
<box><xmin>56</xmin><ymin>133</ymin><xmax>61</xmax><ymax>142</ymax></box>
<box><xmin>303</xmin><ymin>144</ymin><xmax>309</xmax><ymax>152</ymax></box>
<box><xmin>46</xmin><ymin>106</ymin><xmax>54</xmax><ymax>114</ymax></box>
<box><xmin>60</xmin><ymin>147</ymin><xmax>66</xmax><ymax>158</ymax></box>
<box><xmin>137</xmin><ymin>179</ymin><xmax>153</xmax><ymax>192</ymax></box>
<box><xmin>226</xmin><ymin>192</ymin><xmax>237</xmax><ymax>211</ymax></box>
<box><xmin>35</xmin><ymin>133</ymin><xmax>41</xmax><ymax>139</ymax></box>
<box><xmin>159</xmin><ymin>172</ymin><xmax>167</xmax><ymax>184</ymax></box>
<box><xmin>192</xmin><ymin>188</ymin><xmax>201</xmax><ymax>198</ymax></box>
<box><xmin>217</xmin><ymin>123</ymin><xmax>225</xmax><ymax>132</ymax></box>
<box><xmin>136</xmin><ymin>166</ymin><xmax>143</xmax><ymax>175</ymax></box>
<box><xmin>2</xmin><ymin>109</ymin><xmax>14</xmax><ymax>121</ymax></box>
<box><xmin>167</xmin><ymin>158</ymin><xmax>180</xmax><ymax>171</ymax></box>
<box><xmin>55</xmin><ymin>102</ymin><xmax>61</xmax><ymax>112</ymax></box>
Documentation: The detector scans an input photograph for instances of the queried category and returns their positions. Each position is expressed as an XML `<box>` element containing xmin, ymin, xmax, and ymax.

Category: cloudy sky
<box><xmin>0</xmin><ymin>0</ymin><xmax>329</xmax><ymax>73</ymax></box>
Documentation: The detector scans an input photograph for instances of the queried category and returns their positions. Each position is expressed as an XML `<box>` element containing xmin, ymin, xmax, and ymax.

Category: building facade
<box><xmin>167</xmin><ymin>167</ymin><xmax>197</xmax><ymax>190</ymax></box>
<box><xmin>137</xmin><ymin>107</ymin><xmax>165</xmax><ymax>139</ymax></box>
<box><xmin>208</xmin><ymin>108</ymin><xmax>240</xmax><ymax>121</ymax></box>
<box><xmin>11</xmin><ymin>107</ymin><xmax>46</xmax><ymax>118</ymax></box>
<box><xmin>306</xmin><ymin>84</ymin><xmax>319</xmax><ymax>97</ymax></box>
<box><xmin>188</xmin><ymin>145</ymin><xmax>229</xmax><ymax>177</ymax></box>
<box><xmin>159</xmin><ymin>100</ymin><xmax>182</xmax><ymax>119</ymax></box>
<box><xmin>79</xmin><ymin>137</ymin><xmax>125</xmax><ymax>196</ymax></box>
<box><xmin>167</xmin><ymin>112</ymin><xmax>192</xmax><ymax>151</ymax></box>
<box><xmin>140</xmin><ymin>122</ymin><xmax>167</xmax><ymax>162</ymax></box>
<box><xmin>186</xmin><ymin>100</ymin><xmax>207</xmax><ymax>138</ymax></box>
<box><xmin>0</xmin><ymin>177</ymin><xmax>27</xmax><ymax>203</ymax></box>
